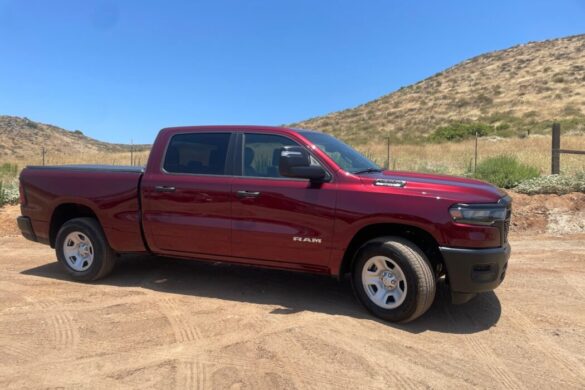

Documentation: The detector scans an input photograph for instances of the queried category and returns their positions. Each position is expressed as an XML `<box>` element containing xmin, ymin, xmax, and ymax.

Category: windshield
<box><xmin>301</xmin><ymin>131</ymin><xmax>381</xmax><ymax>173</ymax></box>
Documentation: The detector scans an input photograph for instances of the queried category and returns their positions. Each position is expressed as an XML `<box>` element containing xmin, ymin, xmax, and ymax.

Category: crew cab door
<box><xmin>231</xmin><ymin>133</ymin><xmax>336</xmax><ymax>272</ymax></box>
<box><xmin>141</xmin><ymin>132</ymin><xmax>234</xmax><ymax>257</ymax></box>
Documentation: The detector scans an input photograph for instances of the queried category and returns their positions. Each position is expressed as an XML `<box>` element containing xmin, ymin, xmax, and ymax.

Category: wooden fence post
<box><xmin>551</xmin><ymin>123</ymin><xmax>560</xmax><ymax>174</ymax></box>
<box><xmin>386</xmin><ymin>136</ymin><xmax>390</xmax><ymax>170</ymax></box>
<box><xmin>474</xmin><ymin>132</ymin><xmax>478</xmax><ymax>173</ymax></box>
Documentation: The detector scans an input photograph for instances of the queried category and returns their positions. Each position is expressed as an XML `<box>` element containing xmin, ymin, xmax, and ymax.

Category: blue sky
<box><xmin>1</xmin><ymin>0</ymin><xmax>584</xmax><ymax>144</ymax></box>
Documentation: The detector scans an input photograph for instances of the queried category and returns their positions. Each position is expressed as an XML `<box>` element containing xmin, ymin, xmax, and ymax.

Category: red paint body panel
<box><xmin>141</xmin><ymin>173</ymin><xmax>233</xmax><ymax>256</ymax></box>
<box><xmin>19</xmin><ymin>125</ymin><xmax>508</xmax><ymax>276</ymax></box>
<box><xmin>230</xmin><ymin>176</ymin><xmax>336</xmax><ymax>271</ymax></box>
<box><xmin>19</xmin><ymin>168</ymin><xmax>145</xmax><ymax>252</ymax></box>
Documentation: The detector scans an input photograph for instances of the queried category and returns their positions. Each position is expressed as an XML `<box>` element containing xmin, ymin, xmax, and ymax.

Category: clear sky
<box><xmin>1</xmin><ymin>0</ymin><xmax>584</xmax><ymax>144</ymax></box>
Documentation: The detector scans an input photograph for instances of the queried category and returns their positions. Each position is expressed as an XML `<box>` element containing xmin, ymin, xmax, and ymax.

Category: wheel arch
<box><xmin>49</xmin><ymin>203</ymin><xmax>100</xmax><ymax>248</ymax></box>
<box><xmin>338</xmin><ymin>223</ymin><xmax>444</xmax><ymax>278</ymax></box>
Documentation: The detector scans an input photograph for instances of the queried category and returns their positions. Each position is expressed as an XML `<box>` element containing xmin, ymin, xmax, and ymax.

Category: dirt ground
<box><xmin>1</xmin><ymin>203</ymin><xmax>584</xmax><ymax>389</ymax></box>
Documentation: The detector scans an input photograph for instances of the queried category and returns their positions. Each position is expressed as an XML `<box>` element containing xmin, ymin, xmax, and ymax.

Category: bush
<box><xmin>431</xmin><ymin>122</ymin><xmax>493</xmax><ymax>142</ymax></box>
<box><xmin>472</xmin><ymin>155</ymin><xmax>539</xmax><ymax>188</ymax></box>
<box><xmin>514</xmin><ymin>173</ymin><xmax>585</xmax><ymax>195</ymax></box>
<box><xmin>0</xmin><ymin>180</ymin><xmax>20</xmax><ymax>207</ymax></box>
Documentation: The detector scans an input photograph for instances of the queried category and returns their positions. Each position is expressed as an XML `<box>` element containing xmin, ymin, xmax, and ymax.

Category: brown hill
<box><xmin>0</xmin><ymin>116</ymin><xmax>149</xmax><ymax>163</ymax></box>
<box><xmin>292</xmin><ymin>34</ymin><xmax>585</xmax><ymax>145</ymax></box>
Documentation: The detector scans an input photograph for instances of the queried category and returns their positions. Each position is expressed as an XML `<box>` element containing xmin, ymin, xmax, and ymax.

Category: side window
<box><xmin>163</xmin><ymin>133</ymin><xmax>231</xmax><ymax>175</ymax></box>
<box><xmin>243</xmin><ymin>133</ymin><xmax>320</xmax><ymax>178</ymax></box>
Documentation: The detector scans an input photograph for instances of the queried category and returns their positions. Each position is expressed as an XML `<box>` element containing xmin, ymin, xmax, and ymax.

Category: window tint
<box><xmin>243</xmin><ymin>133</ymin><xmax>320</xmax><ymax>178</ymax></box>
<box><xmin>163</xmin><ymin>133</ymin><xmax>231</xmax><ymax>175</ymax></box>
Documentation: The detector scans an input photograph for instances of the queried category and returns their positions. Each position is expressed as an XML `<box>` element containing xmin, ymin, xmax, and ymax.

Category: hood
<box><xmin>359</xmin><ymin>170</ymin><xmax>506</xmax><ymax>204</ymax></box>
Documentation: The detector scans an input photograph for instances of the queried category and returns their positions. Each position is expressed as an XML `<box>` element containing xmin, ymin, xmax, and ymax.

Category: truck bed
<box><xmin>19</xmin><ymin>165</ymin><xmax>147</xmax><ymax>252</ymax></box>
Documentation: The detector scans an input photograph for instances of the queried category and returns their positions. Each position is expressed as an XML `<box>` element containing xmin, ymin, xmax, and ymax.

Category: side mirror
<box><xmin>279</xmin><ymin>146</ymin><xmax>327</xmax><ymax>182</ymax></box>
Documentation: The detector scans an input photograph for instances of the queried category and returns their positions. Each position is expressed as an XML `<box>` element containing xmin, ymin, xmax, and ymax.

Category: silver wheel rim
<box><xmin>62</xmin><ymin>231</ymin><xmax>94</xmax><ymax>272</ymax></box>
<box><xmin>362</xmin><ymin>256</ymin><xmax>407</xmax><ymax>309</ymax></box>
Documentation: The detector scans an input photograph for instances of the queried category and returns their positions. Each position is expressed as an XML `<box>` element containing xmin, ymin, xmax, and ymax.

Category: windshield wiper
<box><xmin>351</xmin><ymin>168</ymin><xmax>383</xmax><ymax>174</ymax></box>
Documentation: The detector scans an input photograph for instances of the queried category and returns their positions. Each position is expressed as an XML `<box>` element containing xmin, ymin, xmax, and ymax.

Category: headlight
<box><xmin>449</xmin><ymin>204</ymin><xmax>507</xmax><ymax>226</ymax></box>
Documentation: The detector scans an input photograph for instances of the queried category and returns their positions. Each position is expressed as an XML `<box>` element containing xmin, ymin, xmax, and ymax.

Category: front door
<box><xmin>231</xmin><ymin>133</ymin><xmax>336</xmax><ymax>272</ymax></box>
<box><xmin>141</xmin><ymin>132</ymin><xmax>234</xmax><ymax>257</ymax></box>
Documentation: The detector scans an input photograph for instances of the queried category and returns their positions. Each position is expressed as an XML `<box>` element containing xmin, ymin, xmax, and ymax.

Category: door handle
<box><xmin>155</xmin><ymin>185</ymin><xmax>176</xmax><ymax>193</ymax></box>
<box><xmin>236</xmin><ymin>190</ymin><xmax>260</xmax><ymax>198</ymax></box>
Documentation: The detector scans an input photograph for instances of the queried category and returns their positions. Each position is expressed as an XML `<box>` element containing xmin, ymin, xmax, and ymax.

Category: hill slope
<box><xmin>292</xmin><ymin>34</ymin><xmax>585</xmax><ymax>144</ymax></box>
<box><xmin>0</xmin><ymin>116</ymin><xmax>149</xmax><ymax>163</ymax></box>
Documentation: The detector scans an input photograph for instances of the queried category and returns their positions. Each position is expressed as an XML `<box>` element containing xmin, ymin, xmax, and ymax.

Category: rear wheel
<box><xmin>55</xmin><ymin>217</ymin><xmax>116</xmax><ymax>281</ymax></box>
<box><xmin>352</xmin><ymin>236</ymin><xmax>436</xmax><ymax>323</ymax></box>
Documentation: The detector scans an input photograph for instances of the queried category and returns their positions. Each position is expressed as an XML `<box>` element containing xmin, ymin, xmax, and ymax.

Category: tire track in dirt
<box><xmin>157</xmin><ymin>297</ymin><xmax>202</xmax><ymax>343</ymax></box>
<box><xmin>443</xmin><ymin>304</ymin><xmax>524</xmax><ymax>389</ymax></box>
<box><xmin>1</xmin><ymin>343</ymin><xmax>38</xmax><ymax>363</ymax></box>
<box><xmin>562</xmin><ymin>275</ymin><xmax>585</xmax><ymax>299</ymax></box>
<box><xmin>36</xmin><ymin>301</ymin><xmax>79</xmax><ymax>351</ymax></box>
<box><xmin>175</xmin><ymin>360</ymin><xmax>194</xmax><ymax>389</ymax></box>
<box><xmin>337</xmin><ymin>322</ymin><xmax>476</xmax><ymax>389</ymax></box>
<box><xmin>201</xmin><ymin>352</ymin><xmax>364</xmax><ymax>389</ymax></box>
<box><xmin>508</xmin><ymin>307</ymin><xmax>585</xmax><ymax>388</ymax></box>
<box><xmin>174</xmin><ymin>360</ymin><xmax>208</xmax><ymax>390</ymax></box>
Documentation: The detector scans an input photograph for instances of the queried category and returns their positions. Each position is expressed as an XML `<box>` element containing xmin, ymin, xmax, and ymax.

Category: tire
<box><xmin>352</xmin><ymin>236</ymin><xmax>436</xmax><ymax>323</ymax></box>
<box><xmin>55</xmin><ymin>217</ymin><xmax>116</xmax><ymax>281</ymax></box>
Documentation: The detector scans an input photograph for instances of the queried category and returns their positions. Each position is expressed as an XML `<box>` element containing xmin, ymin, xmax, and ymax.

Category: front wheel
<box><xmin>55</xmin><ymin>217</ymin><xmax>116</xmax><ymax>281</ymax></box>
<box><xmin>352</xmin><ymin>237</ymin><xmax>436</xmax><ymax>323</ymax></box>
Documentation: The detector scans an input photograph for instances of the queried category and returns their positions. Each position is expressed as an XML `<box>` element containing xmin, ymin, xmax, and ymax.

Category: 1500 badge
<box><xmin>293</xmin><ymin>237</ymin><xmax>322</xmax><ymax>244</ymax></box>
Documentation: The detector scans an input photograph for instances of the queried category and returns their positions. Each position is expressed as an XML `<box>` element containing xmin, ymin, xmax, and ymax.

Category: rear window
<box><xmin>163</xmin><ymin>133</ymin><xmax>231</xmax><ymax>175</ymax></box>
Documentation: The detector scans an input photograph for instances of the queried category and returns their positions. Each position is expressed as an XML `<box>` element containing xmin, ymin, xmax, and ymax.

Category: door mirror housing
<box><xmin>279</xmin><ymin>146</ymin><xmax>327</xmax><ymax>182</ymax></box>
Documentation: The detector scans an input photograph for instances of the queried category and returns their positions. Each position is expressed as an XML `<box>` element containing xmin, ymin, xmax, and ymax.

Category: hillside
<box><xmin>292</xmin><ymin>34</ymin><xmax>585</xmax><ymax>145</ymax></box>
<box><xmin>0</xmin><ymin>116</ymin><xmax>149</xmax><ymax>163</ymax></box>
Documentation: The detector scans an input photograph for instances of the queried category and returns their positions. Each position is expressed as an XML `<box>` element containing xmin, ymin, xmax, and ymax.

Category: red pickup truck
<box><xmin>17</xmin><ymin>126</ymin><xmax>511</xmax><ymax>322</ymax></box>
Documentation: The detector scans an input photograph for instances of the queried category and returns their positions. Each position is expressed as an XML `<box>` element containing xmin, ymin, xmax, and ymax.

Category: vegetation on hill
<box><xmin>291</xmin><ymin>34</ymin><xmax>585</xmax><ymax>145</ymax></box>
<box><xmin>0</xmin><ymin>115</ymin><xmax>150</xmax><ymax>163</ymax></box>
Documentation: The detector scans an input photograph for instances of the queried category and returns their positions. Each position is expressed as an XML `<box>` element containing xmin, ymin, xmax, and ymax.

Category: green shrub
<box><xmin>0</xmin><ymin>180</ymin><xmax>20</xmax><ymax>207</ymax></box>
<box><xmin>472</xmin><ymin>155</ymin><xmax>539</xmax><ymax>188</ymax></box>
<box><xmin>514</xmin><ymin>173</ymin><xmax>585</xmax><ymax>195</ymax></box>
<box><xmin>431</xmin><ymin>122</ymin><xmax>493</xmax><ymax>142</ymax></box>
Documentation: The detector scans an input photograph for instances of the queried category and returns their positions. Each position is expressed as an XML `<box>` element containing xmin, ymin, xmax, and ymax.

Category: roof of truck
<box><xmin>159</xmin><ymin>125</ymin><xmax>319</xmax><ymax>135</ymax></box>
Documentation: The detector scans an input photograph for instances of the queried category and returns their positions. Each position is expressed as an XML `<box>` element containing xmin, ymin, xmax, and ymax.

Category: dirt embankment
<box><xmin>509</xmin><ymin>191</ymin><xmax>585</xmax><ymax>235</ymax></box>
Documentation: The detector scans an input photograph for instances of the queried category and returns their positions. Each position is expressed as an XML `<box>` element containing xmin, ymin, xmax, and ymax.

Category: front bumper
<box><xmin>440</xmin><ymin>244</ymin><xmax>510</xmax><ymax>304</ymax></box>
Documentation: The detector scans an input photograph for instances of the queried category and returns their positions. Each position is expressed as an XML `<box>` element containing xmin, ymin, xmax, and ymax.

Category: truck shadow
<box><xmin>22</xmin><ymin>254</ymin><xmax>501</xmax><ymax>334</ymax></box>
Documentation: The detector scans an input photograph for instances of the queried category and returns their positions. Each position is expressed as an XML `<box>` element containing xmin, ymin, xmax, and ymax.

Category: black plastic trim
<box><xmin>17</xmin><ymin>216</ymin><xmax>37</xmax><ymax>242</ymax></box>
<box><xmin>25</xmin><ymin>165</ymin><xmax>144</xmax><ymax>173</ymax></box>
<box><xmin>440</xmin><ymin>244</ymin><xmax>511</xmax><ymax>303</ymax></box>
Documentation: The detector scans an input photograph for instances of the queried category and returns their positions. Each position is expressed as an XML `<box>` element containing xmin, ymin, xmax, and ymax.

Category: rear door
<box><xmin>231</xmin><ymin>132</ymin><xmax>337</xmax><ymax>271</ymax></box>
<box><xmin>141</xmin><ymin>132</ymin><xmax>234</xmax><ymax>257</ymax></box>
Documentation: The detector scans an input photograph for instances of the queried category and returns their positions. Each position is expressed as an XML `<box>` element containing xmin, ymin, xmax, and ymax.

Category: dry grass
<box><xmin>3</xmin><ymin>134</ymin><xmax>585</xmax><ymax>179</ymax></box>
<box><xmin>13</xmin><ymin>150</ymin><xmax>151</xmax><ymax>168</ymax></box>
<box><xmin>357</xmin><ymin>134</ymin><xmax>585</xmax><ymax>176</ymax></box>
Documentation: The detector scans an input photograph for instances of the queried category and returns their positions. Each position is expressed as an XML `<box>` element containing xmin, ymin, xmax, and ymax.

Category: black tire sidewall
<box><xmin>353</xmin><ymin>242</ymin><xmax>421</xmax><ymax>322</ymax></box>
<box><xmin>55</xmin><ymin>218</ymin><xmax>108</xmax><ymax>281</ymax></box>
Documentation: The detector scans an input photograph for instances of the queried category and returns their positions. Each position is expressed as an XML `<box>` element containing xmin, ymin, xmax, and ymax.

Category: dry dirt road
<box><xmin>1</xmin><ymin>231</ymin><xmax>585</xmax><ymax>389</ymax></box>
